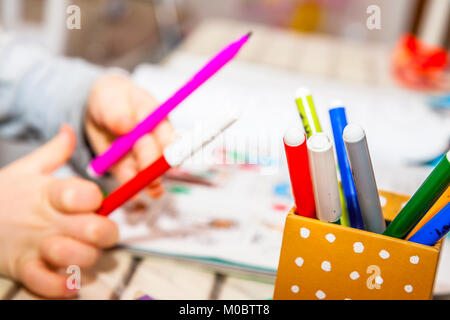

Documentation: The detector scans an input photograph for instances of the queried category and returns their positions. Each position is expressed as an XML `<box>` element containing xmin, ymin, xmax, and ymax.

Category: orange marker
<box><xmin>406</xmin><ymin>186</ymin><xmax>450</xmax><ymax>240</ymax></box>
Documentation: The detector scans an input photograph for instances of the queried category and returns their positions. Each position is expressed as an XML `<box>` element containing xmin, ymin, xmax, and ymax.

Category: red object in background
<box><xmin>283</xmin><ymin>133</ymin><xmax>316</xmax><ymax>219</ymax></box>
<box><xmin>97</xmin><ymin>156</ymin><xmax>171</xmax><ymax>216</ymax></box>
<box><xmin>392</xmin><ymin>34</ymin><xmax>449</xmax><ymax>91</ymax></box>
<box><xmin>272</xmin><ymin>203</ymin><xmax>289</xmax><ymax>212</ymax></box>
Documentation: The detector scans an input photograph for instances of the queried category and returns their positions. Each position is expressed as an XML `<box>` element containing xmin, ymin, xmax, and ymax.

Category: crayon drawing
<box><xmin>111</xmin><ymin>164</ymin><xmax>291</xmax><ymax>273</ymax></box>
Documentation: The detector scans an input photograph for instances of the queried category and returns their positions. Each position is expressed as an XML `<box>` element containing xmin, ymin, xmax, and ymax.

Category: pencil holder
<box><xmin>273</xmin><ymin>191</ymin><xmax>441</xmax><ymax>300</ymax></box>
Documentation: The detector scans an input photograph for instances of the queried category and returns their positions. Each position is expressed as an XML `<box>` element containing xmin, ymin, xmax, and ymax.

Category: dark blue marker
<box><xmin>409</xmin><ymin>203</ymin><xmax>450</xmax><ymax>246</ymax></box>
<box><xmin>329</xmin><ymin>105</ymin><xmax>365</xmax><ymax>230</ymax></box>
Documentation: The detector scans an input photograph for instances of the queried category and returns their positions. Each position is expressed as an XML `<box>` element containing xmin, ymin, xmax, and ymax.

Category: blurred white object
<box><xmin>434</xmin><ymin>239</ymin><xmax>450</xmax><ymax>297</ymax></box>
<box><xmin>418</xmin><ymin>0</ymin><xmax>450</xmax><ymax>47</ymax></box>
<box><xmin>1</xmin><ymin>0</ymin><xmax>69</xmax><ymax>54</ymax></box>
<box><xmin>133</xmin><ymin>53</ymin><xmax>449</xmax><ymax>166</ymax></box>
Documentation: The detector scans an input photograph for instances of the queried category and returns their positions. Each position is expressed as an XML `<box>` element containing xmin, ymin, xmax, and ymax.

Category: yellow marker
<box><xmin>339</xmin><ymin>182</ymin><xmax>350</xmax><ymax>227</ymax></box>
<box><xmin>295</xmin><ymin>88</ymin><xmax>322</xmax><ymax>138</ymax></box>
<box><xmin>295</xmin><ymin>88</ymin><xmax>349</xmax><ymax>226</ymax></box>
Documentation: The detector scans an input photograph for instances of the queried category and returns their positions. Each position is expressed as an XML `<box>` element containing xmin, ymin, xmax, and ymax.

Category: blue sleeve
<box><xmin>0</xmin><ymin>36</ymin><xmax>104</xmax><ymax>175</ymax></box>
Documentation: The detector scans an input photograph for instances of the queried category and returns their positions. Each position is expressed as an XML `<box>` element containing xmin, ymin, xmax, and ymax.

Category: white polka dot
<box><xmin>404</xmin><ymin>285</ymin><xmax>413</xmax><ymax>293</ymax></box>
<box><xmin>349</xmin><ymin>271</ymin><xmax>360</xmax><ymax>280</ymax></box>
<box><xmin>300</xmin><ymin>227</ymin><xmax>310</xmax><ymax>238</ymax></box>
<box><xmin>379</xmin><ymin>250</ymin><xmax>390</xmax><ymax>259</ymax></box>
<box><xmin>315</xmin><ymin>290</ymin><xmax>326</xmax><ymax>299</ymax></box>
<box><xmin>375</xmin><ymin>276</ymin><xmax>383</xmax><ymax>285</ymax></box>
<box><xmin>325</xmin><ymin>233</ymin><xmax>336</xmax><ymax>243</ymax></box>
<box><xmin>291</xmin><ymin>285</ymin><xmax>299</xmax><ymax>293</ymax></box>
<box><xmin>353</xmin><ymin>242</ymin><xmax>364</xmax><ymax>253</ymax></box>
<box><xmin>410</xmin><ymin>255</ymin><xmax>419</xmax><ymax>264</ymax></box>
<box><xmin>321</xmin><ymin>261</ymin><xmax>331</xmax><ymax>272</ymax></box>
<box><xmin>379</xmin><ymin>196</ymin><xmax>387</xmax><ymax>207</ymax></box>
<box><xmin>295</xmin><ymin>257</ymin><xmax>304</xmax><ymax>267</ymax></box>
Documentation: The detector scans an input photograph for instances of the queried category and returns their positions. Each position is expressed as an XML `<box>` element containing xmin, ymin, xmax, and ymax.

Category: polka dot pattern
<box><xmin>315</xmin><ymin>290</ymin><xmax>326</xmax><ymax>299</ymax></box>
<box><xmin>325</xmin><ymin>233</ymin><xmax>336</xmax><ymax>243</ymax></box>
<box><xmin>410</xmin><ymin>256</ymin><xmax>419</xmax><ymax>264</ymax></box>
<box><xmin>379</xmin><ymin>250</ymin><xmax>390</xmax><ymax>259</ymax></box>
<box><xmin>295</xmin><ymin>257</ymin><xmax>304</xmax><ymax>267</ymax></box>
<box><xmin>353</xmin><ymin>242</ymin><xmax>364</xmax><ymax>253</ymax></box>
<box><xmin>321</xmin><ymin>261</ymin><xmax>331</xmax><ymax>272</ymax></box>
<box><xmin>300</xmin><ymin>227</ymin><xmax>310</xmax><ymax>238</ymax></box>
<box><xmin>275</xmin><ymin>205</ymin><xmax>439</xmax><ymax>300</ymax></box>
<box><xmin>375</xmin><ymin>276</ymin><xmax>383</xmax><ymax>285</ymax></box>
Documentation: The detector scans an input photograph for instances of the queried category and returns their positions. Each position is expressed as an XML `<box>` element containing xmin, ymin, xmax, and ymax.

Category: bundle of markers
<box><xmin>87</xmin><ymin>33</ymin><xmax>251</xmax><ymax>216</ymax></box>
<box><xmin>80</xmin><ymin>30</ymin><xmax>449</xmax><ymax>249</ymax></box>
<box><xmin>284</xmin><ymin>88</ymin><xmax>450</xmax><ymax>246</ymax></box>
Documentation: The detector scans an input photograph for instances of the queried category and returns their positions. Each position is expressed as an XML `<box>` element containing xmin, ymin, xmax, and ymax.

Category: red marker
<box><xmin>283</xmin><ymin>127</ymin><xmax>316</xmax><ymax>218</ymax></box>
<box><xmin>98</xmin><ymin>112</ymin><xmax>239</xmax><ymax>216</ymax></box>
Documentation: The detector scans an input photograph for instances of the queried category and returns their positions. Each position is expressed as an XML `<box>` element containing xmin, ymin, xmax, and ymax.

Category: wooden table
<box><xmin>0</xmin><ymin>18</ymin><xmax>398</xmax><ymax>300</ymax></box>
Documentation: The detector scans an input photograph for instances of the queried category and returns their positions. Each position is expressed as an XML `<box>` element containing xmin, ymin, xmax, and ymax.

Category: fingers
<box><xmin>19</xmin><ymin>259</ymin><xmax>76</xmax><ymax>298</ymax></box>
<box><xmin>133</xmin><ymin>135</ymin><xmax>165</xmax><ymax>198</ymax></box>
<box><xmin>40</xmin><ymin>236</ymin><xmax>99</xmax><ymax>269</ymax></box>
<box><xmin>87</xmin><ymin>76</ymin><xmax>174</xmax><ymax>200</ymax></box>
<box><xmin>109</xmin><ymin>154</ymin><xmax>141</xmax><ymax>201</ymax></box>
<box><xmin>58</xmin><ymin>214</ymin><xmax>119</xmax><ymax>248</ymax></box>
<box><xmin>131</xmin><ymin>85</ymin><xmax>175</xmax><ymax>149</ymax></box>
<box><xmin>130</xmin><ymin>86</ymin><xmax>174</xmax><ymax>197</ymax></box>
<box><xmin>48</xmin><ymin>178</ymin><xmax>103</xmax><ymax>214</ymax></box>
<box><xmin>133</xmin><ymin>135</ymin><xmax>162</xmax><ymax>168</ymax></box>
<box><xmin>145</xmin><ymin>181</ymin><xmax>164</xmax><ymax>199</ymax></box>
<box><xmin>153</xmin><ymin>119</ymin><xmax>176</xmax><ymax>149</ymax></box>
<box><xmin>128</xmin><ymin>90</ymin><xmax>166</xmax><ymax>198</ymax></box>
<box><xmin>84</xmin><ymin>119</ymin><xmax>116</xmax><ymax>155</ymax></box>
<box><xmin>11</xmin><ymin>125</ymin><xmax>75</xmax><ymax>174</ymax></box>
<box><xmin>89</xmin><ymin>75</ymin><xmax>136</xmax><ymax>135</ymax></box>
<box><xmin>129</xmin><ymin>84</ymin><xmax>159</xmax><ymax>116</ymax></box>
<box><xmin>110</xmin><ymin>153</ymin><xmax>138</xmax><ymax>185</ymax></box>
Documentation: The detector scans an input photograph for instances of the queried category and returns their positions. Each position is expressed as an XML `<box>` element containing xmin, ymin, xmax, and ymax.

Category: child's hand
<box><xmin>0</xmin><ymin>126</ymin><xmax>118</xmax><ymax>298</ymax></box>
<box><xmin>85</xmin><ymin>74</ymin><xmax>175</xmax><ymax>199</ymax></box>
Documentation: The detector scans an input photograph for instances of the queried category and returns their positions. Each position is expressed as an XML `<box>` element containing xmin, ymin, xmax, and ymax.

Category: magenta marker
<box><xmin>88</xmin><ymin>32</ymin><xmax>252</xmax><ymax>176</ymax></box>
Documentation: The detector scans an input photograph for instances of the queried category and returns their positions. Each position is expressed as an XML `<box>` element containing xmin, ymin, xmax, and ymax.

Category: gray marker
<box><xmin>343</xmin><ymin>124</ymin><xmax>385</xmax><ymax>233</ymax></box>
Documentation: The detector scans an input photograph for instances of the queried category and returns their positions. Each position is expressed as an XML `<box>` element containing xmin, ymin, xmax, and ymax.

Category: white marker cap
<box><xmin>295</xmin><ymin>87</ymin><xmax>312</xmax><ymax>99</ymax></box>
<box><xmin>343</xmin><ymin>123</ymin><xmax>366</xmax><ymax>143</ymax></box>
<box><xmin>307</xmin><ymin>132</ymin><xmax>332</xmax><ymax>152</ymax></box>
<box><xmin>86</xmin><ymin>164</ymin><xmax>101</xmax><ymax>179</ymax></box>
<box><xmin>283</xmin><ymin>127</ymin><xmax>306</xmax><ymax>146</ymax></box>
<box><xmin>163</xmin><ymin>110</ymin><xmax>239</xmax><ymax>167</ymax></box>
<box><xmin>330</xmin><ymin>100</ymin><xmax>345</xmax><ymax>109</ymax></box>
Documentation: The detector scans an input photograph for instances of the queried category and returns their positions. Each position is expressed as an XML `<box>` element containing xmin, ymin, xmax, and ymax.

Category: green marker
<box><xmin>294</xmin><ymin>87</ymin><xmax>349</xmax><ymax>226</ymax></box>
<box><xmin>384</xmin><ymin>151</ymin><xmax>450</xmax><ymax>239</ymax></box>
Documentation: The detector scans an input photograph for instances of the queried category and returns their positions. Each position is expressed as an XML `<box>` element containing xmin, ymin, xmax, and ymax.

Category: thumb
<box><xmin>14</xmin><ymin>125</ymin><xmax>76</xmax><ymax>174</ymax></box>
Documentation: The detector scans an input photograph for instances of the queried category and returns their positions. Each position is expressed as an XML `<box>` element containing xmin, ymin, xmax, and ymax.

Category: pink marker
<box><xmin>88</xmin><ymin>32</ymin><xmax>252</xmax><ymax>176</ymax></box>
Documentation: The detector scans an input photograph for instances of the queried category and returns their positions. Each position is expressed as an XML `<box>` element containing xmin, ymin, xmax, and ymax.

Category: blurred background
<box><xmin>0</xmin><ymin>0</ymin><xmax>449</xmax><ymax>300</ymax></box>
<box><xmin>0</xmin><ymin>0</ymin><xmax>448</xmax><ymax>70</ymax></box>
<box><xmin>1</xmin><ymin>0</ymin><xmax>448</xmax><ymax>169</ymax></box>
